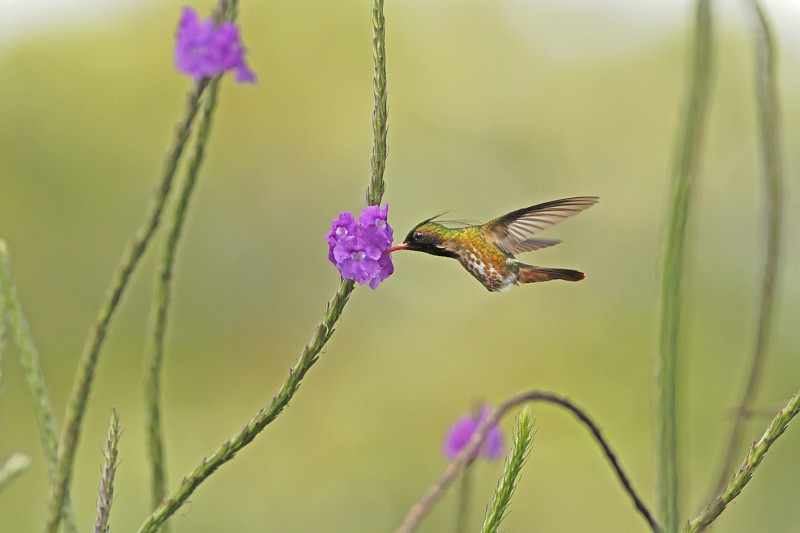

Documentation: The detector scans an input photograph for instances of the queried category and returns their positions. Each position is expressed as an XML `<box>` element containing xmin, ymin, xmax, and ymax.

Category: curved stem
<box><xmin>397</xmin><ymin>391</ymin><xmax>659</xmax><ymax>533</ymax></box>
<box><xmin>684</xmin><ymin>390</ymin><xmax>800</xmax><ymax>532</ymax></box>
<box><xmin>711</xmin><ymin>0</ymin><xmax>783</xmax><ymax>497</ymax></box>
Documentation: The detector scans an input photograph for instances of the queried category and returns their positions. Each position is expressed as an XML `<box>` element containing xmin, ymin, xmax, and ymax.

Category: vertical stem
<box><xmin>656</xmin><ymin>1</ymin><xmax>713</xmax><ymax>531</ymax></box>
<box><xmin>137</xmin><ymin>3</ymin><xmax>391</xmax><ymax>528</ymax></box>
<box><xmin>44</xmin><ymin>78</ymin><xmax>210</xmax><ymax>533</ymax></box>
<box><xmin>453</xmin><ymin>463</ymin><xmax>473</xmax><ymax>533</ymax></box>
<box><xmin>710</xmin><ymin>0</ymin><xmax>783</xmax><ymax>497</ymax></box>
<box><xmin>368</xmin><ymin>0</ymin><xmax>388</xmax><ymax>206</ymax></box>
<box><xmin>0</xmin><ymin>241</ymin><xmax>78</xmax><ymax>532</ymax></box>
<box><xmin>481</xmin><ymin>408</ymin><xmax>534</xmax><ymax>533</ymax></box>
<box><xmin>0</xmin><ymin>275</ymin><xmax>33</xmax><ymax>496</ymax></box>
<box><xmin>94</xmin><ymin>408</ymin><xmax>121</xmax><ymax>533</ymax></box>
<box><xmin>144</xmin><ymin>75</ymin><xmax>223</xmax><ymax>524</ymax></box>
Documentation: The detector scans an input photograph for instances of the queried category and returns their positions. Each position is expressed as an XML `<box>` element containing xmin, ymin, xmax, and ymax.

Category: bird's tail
<box><xmin>518</xmin><ymin>265</ymin><xmax>585</xmax><ymax>284</ymax></box>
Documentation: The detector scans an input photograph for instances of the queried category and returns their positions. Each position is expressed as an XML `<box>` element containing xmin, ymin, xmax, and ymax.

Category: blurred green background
<box><xmin>1</xmin><ymin>0</ymin><xmax>799</xmax><ymax>531</ymax></box>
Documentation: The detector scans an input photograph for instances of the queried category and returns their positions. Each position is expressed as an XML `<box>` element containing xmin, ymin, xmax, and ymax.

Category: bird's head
<box><xmin>388</xmin><ymin>217</ymin><xmax>458</xmax><ymax>258</ymax></box>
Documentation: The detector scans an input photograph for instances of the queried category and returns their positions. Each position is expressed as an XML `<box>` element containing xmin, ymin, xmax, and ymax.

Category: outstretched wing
<box><xmin>484</xmin><ymin>196</ymin><xmax>598</xmax><ymax>254</ymax></box>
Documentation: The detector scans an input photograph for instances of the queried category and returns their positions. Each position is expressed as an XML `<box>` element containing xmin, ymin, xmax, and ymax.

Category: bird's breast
<box><xmin>457</xmin><ymin>241</ymin><xmax>515</xmax><ymax>291</ymax></box>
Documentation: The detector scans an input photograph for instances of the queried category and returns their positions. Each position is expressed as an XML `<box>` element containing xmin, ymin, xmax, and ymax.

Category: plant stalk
<box><xmin>655</xmin><ymin>1</ymin><xmax>714</xmax><ymax>530</ymax></box>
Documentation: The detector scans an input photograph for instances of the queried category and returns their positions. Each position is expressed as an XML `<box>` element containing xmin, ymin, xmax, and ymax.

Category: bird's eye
<box><xmin>414</xmin><ymin>231</ymin><xmax>424</xmax><ymax>239</ymax></box>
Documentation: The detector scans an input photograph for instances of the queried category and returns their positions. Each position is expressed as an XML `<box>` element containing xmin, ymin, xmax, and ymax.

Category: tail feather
<box><xmin>518</xmin><ymin>266</ymin><xmax>585</xmax><ymax>284</ymax></box>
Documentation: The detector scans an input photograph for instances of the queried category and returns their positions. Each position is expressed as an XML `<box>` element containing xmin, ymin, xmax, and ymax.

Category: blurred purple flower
<box><xmin>326</xmin><ymin>205</ymin><xmax>394</xmax><ymax>289</ymax></box>
<box><xmin>174</xmin><ymin>7</ymin><xmax>256</xmax><ymax>83</ymax></box>
<box><xmin>443</xmin><ymin>406</ymin><xmax>505</xmax><ymax>461</ymax></box>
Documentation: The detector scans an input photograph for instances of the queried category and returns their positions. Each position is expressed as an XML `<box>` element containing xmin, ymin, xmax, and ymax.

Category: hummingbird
<box><xmin>387</xmin><ymin>196</ymin><xmax>598</xmax><ymax>292</ymax></box>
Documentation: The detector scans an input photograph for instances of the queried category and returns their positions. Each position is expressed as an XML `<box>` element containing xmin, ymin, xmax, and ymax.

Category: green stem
<box><xmin>368</xmin><ymin>0</ymin><xmax>388</xmax><ymax>205</ymax></box>
<box><xmin>95</xmin><ymin>408</ymin><xmax>121</xmax><ymax>533</ymax></box>
<box><xmin>656</xmin><ymin>1</ymin><xmax>713</xmax><ymax>531</ymax></box>
<box><xmin>453</xmin><ymin>463</ymin><xmax>473</xmax><ymax>533</ymax></box>
<box><xmin>137</xmin><ymin>1</ymin><xmax>388</xmax><ymax>528</ymax></box>
<box><xmin>144</xmin><ymin>76</ymin><xmax>223</xmax><ymax>520</ymax></box>
<box><xmin>711</xmin><ymin>0</ymin><xmax>783</xmax><ymax>497</ymax></box>
<box><xmin>481</xmin><ymin>407</ymin><xmax>534</xmax><ymax>533</ymax></box>
<box><xmin>0</xmin><ymin>241</ymin><xmax>78</xmax><ymax>532</ymax></box>
<box><xmin>44</xmin><ymin>78</ymin><xmax>211</xmax><ymax>533</ymax></box>
<box><xmin>137</xmin><ymin>279</ymin><xmax>355</xmax><ymax>533</ymax></box>
<box><xmin>683</xmin><ymin>391</ymin><xmax>800</xmax><ymax>532</ymax></box>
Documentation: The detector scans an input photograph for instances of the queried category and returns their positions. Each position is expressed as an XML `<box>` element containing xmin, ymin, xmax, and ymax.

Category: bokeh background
<box><xmin>1</xmin><ymin>0</ymin><xmax>799</xmax><ymax>531</ymax></box>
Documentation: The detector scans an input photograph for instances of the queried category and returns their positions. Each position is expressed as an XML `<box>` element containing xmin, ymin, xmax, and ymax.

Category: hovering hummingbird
<box><xmin>387</xmin><ymin>196</ymin><xmax>598</xmax><ymax>292</ymax></box>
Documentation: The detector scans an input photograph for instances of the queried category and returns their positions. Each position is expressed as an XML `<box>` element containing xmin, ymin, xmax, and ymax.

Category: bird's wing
<box><xmin>511</xmin><ymin>238</ymin><xmax>562</xmax><ymax>253</ymax></box>
<box><xmin>484</xmin><ymin>196</ymin><xmax>598</xmax><ymax>254</ymax></box>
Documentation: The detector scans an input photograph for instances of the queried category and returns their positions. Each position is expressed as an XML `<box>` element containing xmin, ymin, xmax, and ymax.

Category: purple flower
<box><xmin>327</xmin><ymin>211</ymin><xmax>358</xmax><ymax>263</ymax></box>
<box><xmin>326</xmin><ymin>205</ymin><xmax>394</xmax><ymax>289</ymax></box>
<box><xmin>443</xmin><ymin>406</ymin><xmax>506</xmax><ymax>461</ymax></box>
<box><xmin>174</xmin><ymin>7</ymin><xmax>256</xmax><ymax>83</ymax></box>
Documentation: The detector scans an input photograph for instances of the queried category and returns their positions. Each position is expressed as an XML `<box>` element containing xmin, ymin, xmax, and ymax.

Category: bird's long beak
<box><xmin>387</xmin><ymin>242</ymin><xmax>408</xmax><ymax>254</ymax></box>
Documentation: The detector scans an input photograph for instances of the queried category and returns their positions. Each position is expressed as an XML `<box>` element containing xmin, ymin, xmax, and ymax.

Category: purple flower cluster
<box><xmin>174</xmin><ymin>7</ymin><xmax>256</xmax><ymax>84</ymax></box>
<box><xmin>326</xmin><ymin>205</ymin><xmax>394</xmax><ymax>290</ymax></box>
<box><xmin>443</xmin><ymin>406</ymin><xmax>505</xmax><ymax>461</ymax></box>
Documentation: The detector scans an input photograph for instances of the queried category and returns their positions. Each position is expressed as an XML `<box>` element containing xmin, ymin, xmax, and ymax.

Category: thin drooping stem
<box><xmin>0</xmin><ymin>241</ymin><xmax>78</xmax><ymax>532</ymax></box>
<box><xmin>481</xmin><ymin>408</ymin><xmax>534</xmax><ymax>533</ymax></box>
<box><xmin>683</xmin><ymin>390</ymin><xmax>800</xmax><ymax>532</ymax></box>
<box><xmin>397</xmin><ymin>391</ymin><xmax>658</xmax><ymax>533</ymax></box>
<box><xmin>368</xmin><ymin>0</ymin><xmax>388</xmax><ymax>205</ymax></box>
<box><xmin>44</xmin><ymin>78</ymin><xmax>211</xmax><ymax>533</ymax></box>
<box><xmin>136</xmin><ymin>2</ymin><xmax>390</xmax><ymax>530</ymax></box>
<box><xmin>656</xmin><ymin>1</ymin><xmax>713</xmax><ymax>531</ymax></box>
<box><xmin>144</xmin><ymin>76</ymin><xmax>223</xmax><ymax>518</ymax></box>
<box><xmin>136</xmin><ymin>279</ymin><xmax>355</xmax><ymax>533</ymax></box>
<box><xmin>94</xmin><ymin>408</ymin><xmax>121</xmax><ymax>533</ymax></box>
<box><xmin>711</xmin><ymin>0</ymin><xmax>783</xmax><ymax>497</ymax></box>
